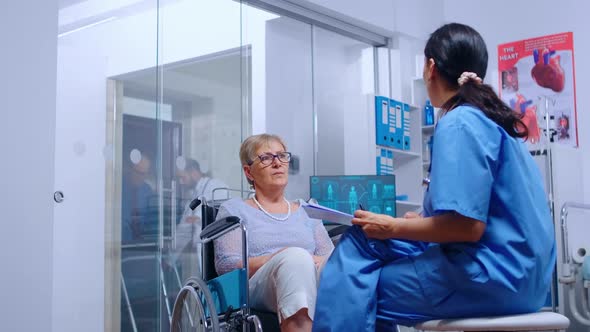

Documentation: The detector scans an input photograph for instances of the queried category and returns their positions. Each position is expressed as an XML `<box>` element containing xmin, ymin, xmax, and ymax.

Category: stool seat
<box><xmin>415</xmin><ymin>311</ymin><xmax>570</xmax><ymax>331</ymax></box>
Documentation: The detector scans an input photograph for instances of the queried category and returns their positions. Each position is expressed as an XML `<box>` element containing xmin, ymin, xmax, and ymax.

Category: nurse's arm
<box><xmin>395</xmin><ymin>213</ymin><xmax>486</xmax><ymax>243</ymax></box>
<box><xmin>352</xmin><ymin>210</ymin><xmax>485</xmax><ymax>242</ymax></box>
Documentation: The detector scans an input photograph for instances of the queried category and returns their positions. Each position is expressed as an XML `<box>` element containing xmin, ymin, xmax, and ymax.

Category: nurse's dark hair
<box><xmin>424</xmin><ymin>23</ymin><xmax>528</xmax><ymax>138</ymax></box>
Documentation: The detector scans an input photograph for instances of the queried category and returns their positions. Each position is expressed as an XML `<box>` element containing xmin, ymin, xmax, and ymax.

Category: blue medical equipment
<box><xmin>424</xmin><ymin>100</ymin><xmax>435</xmax><ymax>125</ymax></box>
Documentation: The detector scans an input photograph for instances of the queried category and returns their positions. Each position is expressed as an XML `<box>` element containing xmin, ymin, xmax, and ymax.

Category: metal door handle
<box><xmin>54</xmin><ymin>191</ymin><xmax>65</xmax><ymax>203</ymax></box>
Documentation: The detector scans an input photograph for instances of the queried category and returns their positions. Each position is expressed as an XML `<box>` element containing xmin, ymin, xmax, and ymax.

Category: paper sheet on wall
<box><xmin>498</xmin><ymin>32</ymin><xmax>578</xmax><ymax>148</ymax></box>
<box><xmin>302</xmin><ymin>203</ymin><xmax>353</xmax><ymax>226</ymax></box>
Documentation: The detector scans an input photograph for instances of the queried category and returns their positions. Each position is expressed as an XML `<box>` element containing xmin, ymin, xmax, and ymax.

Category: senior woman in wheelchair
<box><xmin>214</xmin><ymin>133</ymin><xmax>334</xmax><ymax>332</ymax></box>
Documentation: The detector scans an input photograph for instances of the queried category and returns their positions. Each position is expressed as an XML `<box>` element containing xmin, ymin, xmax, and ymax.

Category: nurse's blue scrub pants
<box><xmin>313</xmin><ymin>225</ymin><xmax>430</xmax><ymax>331</ymax></box>
<box><xmin>312</xmin><ymin>226</ymin><xmax>536</xmax><ymax>332</ymax></box>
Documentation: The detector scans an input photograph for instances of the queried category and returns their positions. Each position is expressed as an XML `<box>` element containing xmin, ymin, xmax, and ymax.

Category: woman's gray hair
<box><xmin>240</xmin><ymin>134</ymin><xmax>287</xmax><ymax>186</ymax></box>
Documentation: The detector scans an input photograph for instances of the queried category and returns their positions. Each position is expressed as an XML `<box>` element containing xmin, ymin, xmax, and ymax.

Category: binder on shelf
<box><xmin>376</xmin><ymin>147</ymin><xmax>394</xmax><ymax>175</ymax></box>
<box><xmin>374</xmin><ymin>96</ymin><xmax>410</xmax><ymax>151</ymax></box>
<box><xmin>402</xmin><ymin>103</ymin><xmax>411</xmax><ymax>150</ymax></box>
<box><xmin>390</xmin><ymin>98</ymin><xmax>405</xmax><ymax>150</ymax></box>
<box><xmin>375</xmin><ymin>96</ymin><xmax>395</xmax><ymax>147</ymax></box>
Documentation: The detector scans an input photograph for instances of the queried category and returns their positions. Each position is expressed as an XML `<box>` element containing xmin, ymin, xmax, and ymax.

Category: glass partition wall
<box><xmin>55</xmin><ymin>1</ymin><xmax>162</xmax><ymax>332</ymax></box>
<box><xmin>55</xmin><ymin>1</ymin><xmax>384</xmax><ymax>331</ymax></box>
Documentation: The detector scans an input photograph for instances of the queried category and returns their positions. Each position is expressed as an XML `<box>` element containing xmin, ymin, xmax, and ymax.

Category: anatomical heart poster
<box><xmin>498</xmin><ymin>32</ymin><xmax>578</xmax><ymax>148</ymax></box>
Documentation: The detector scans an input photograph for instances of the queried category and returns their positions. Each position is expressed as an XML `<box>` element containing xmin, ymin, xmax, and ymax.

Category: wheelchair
<box><xmin>170</xmin><ymin>190</ymin><xmax>270</xmax><ymax>332</ymax></box>
<box><xmin>170</xmin><ymin>190</ymin><xmax>350</xmax><ymax>332</ymax></box>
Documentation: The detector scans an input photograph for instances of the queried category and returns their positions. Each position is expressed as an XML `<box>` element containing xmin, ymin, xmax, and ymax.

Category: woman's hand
<box><xmin>312</xmin><ymin>255</ymin><xmax>326</xmax><ymax>269</ymax></box>
<box><xmin>248</xmin><ymin>248</ymin><xmax>287</xmax><ymax>277</ymax></box>
<box><xmin>351</xmin><ymin>210</ymin><xmax>400</xmax><ymax>240</ymax></box>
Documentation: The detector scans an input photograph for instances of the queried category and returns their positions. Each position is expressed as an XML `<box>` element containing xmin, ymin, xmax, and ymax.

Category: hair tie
<box><xmin>457</xmin><ymin>71</ymin><xmax>482</xmax><ymax>86</ymax></box>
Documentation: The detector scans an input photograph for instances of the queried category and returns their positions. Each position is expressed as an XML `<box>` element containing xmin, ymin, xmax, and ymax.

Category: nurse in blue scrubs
<box><xmin>313</xmin><ymin>23</ymin><xmax>556</xmax><ymax>332</ymax></box>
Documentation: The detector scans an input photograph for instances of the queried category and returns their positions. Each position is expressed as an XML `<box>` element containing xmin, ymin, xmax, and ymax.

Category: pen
<box><xmin>358</xmin><ymin>204</ymin><xmax>365</xmax><ymax>211</ymax></box>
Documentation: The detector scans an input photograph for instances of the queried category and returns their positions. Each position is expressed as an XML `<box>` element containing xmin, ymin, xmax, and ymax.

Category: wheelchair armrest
<box><xmin>201</xmin><ymin>216</ymin><xmax>241</xmax><ymax>242</ymax></box>
<box><xmin>327</xmin><ymin>224</ymin><xmax>350</xmax><ymax>238</ymax></box>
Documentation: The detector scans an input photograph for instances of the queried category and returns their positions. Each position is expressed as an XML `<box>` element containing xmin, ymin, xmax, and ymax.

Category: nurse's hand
<box><xmin>403</xmin><ymin>211</ymin><xmax>420</xmax><ymax>219</ymax></box>
<box><xmin>351</xmin><ymin>210</ymin><xmax>399</xmax><ymax>240</ymax></box>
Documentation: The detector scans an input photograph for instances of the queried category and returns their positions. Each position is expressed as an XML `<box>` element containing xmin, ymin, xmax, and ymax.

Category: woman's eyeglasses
<box><xmin>249</xmin><ymin>152</ymin><xmax>292</xmax><ymax>166</ymax></box>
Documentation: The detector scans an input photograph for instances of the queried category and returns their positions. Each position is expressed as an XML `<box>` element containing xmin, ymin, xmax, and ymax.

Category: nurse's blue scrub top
<box><xmin>417</xmin><ymin>104</ymin><xmax>555</xmax><ymax>315</ymax></box>
<box><xmin>312</xmin><ymin>105</ymin><xmax>556</xmax><ymax>331</ymax></box>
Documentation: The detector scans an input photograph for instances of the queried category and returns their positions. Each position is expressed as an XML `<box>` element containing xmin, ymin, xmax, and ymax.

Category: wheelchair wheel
<box><xmin>171</xmin><ymin>277</ymin><xmax>220</xmax><ymax>332</ymax></box>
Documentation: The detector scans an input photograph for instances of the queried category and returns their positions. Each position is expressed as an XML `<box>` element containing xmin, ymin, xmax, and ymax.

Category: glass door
<box><xmin>110</xmin><ymin>1</ymin><xmax>247</xmax><ymax>330</ymax></box>
<box><xmin>153</xmin><ymin>0</ymin><xmax>248</xmax><ymax>330</ymax></box>
<box><xmin>55</xmin><ymin>0</ymin><xmax>246</xmax><ymax>331</ymax></box>
<box><xmin>114</xmin><ymin>97</ymin><xmax>170</xmax><ymax>332</ymax></box>
<box><xmin>54</xmin><ymin>2</ymin><xmax>162</xmax><ymax>332</ymax></box>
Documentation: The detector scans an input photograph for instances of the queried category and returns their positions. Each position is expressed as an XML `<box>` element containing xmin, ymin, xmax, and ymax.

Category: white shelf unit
<box><xmin>371</xmin><ymin>37</ymin><xmax>435</xmax><ymax>217</ymax></box>
<box><xmin>367</xmin><ymin>95</ymin><xmax>424</xmax><ymax>217</ymax></box>
<box><xmin>410</xmin><ymin>76</ymin><xmax>435</xmax><ymax>191</ymax></box>
<box><xmin>392</xmin><ymin>148</ymin><xmax>421</xmax><ymax>160</ymax></box>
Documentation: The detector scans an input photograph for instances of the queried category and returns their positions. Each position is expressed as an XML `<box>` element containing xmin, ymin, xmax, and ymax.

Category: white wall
<box><xmin>442</xmin><ymin>0</ymin><xmax>588</xmax><ymax>202</ymax></box>
<box><xmin>391</xmin><ymin>0</ymin><xmax>444</xmax><ymax>39</ymax></box>
<box><xmin>0</xmin><ymin>1</ymin><xmax>58</xmax><ymax>331</ymax></box>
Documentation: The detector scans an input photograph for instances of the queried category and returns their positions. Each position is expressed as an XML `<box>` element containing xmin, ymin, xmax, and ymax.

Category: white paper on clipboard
<box><xmin>302</xmin><ymin>203</ymin><xmax>353</xmax><ymax>226</ymax></box>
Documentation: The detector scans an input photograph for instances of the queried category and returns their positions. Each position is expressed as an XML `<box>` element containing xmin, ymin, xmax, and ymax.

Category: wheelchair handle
<box><xmin>189</xmin><ymin>198</ymin><xmax>201</xmax><ymax>211</ymax></box>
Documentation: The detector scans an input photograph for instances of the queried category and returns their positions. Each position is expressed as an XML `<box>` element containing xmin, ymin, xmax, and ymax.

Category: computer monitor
<box><xmin>309</xmin><ymin>175</ymin><xmax>396</xmax><ymax>217</ymax></box>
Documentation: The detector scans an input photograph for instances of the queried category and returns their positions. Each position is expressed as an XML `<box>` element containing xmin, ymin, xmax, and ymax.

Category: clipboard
<box><xmin>302</xmin><ymin>203</ymin><xmax>353</xmax><ymax>226</ymax></box>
